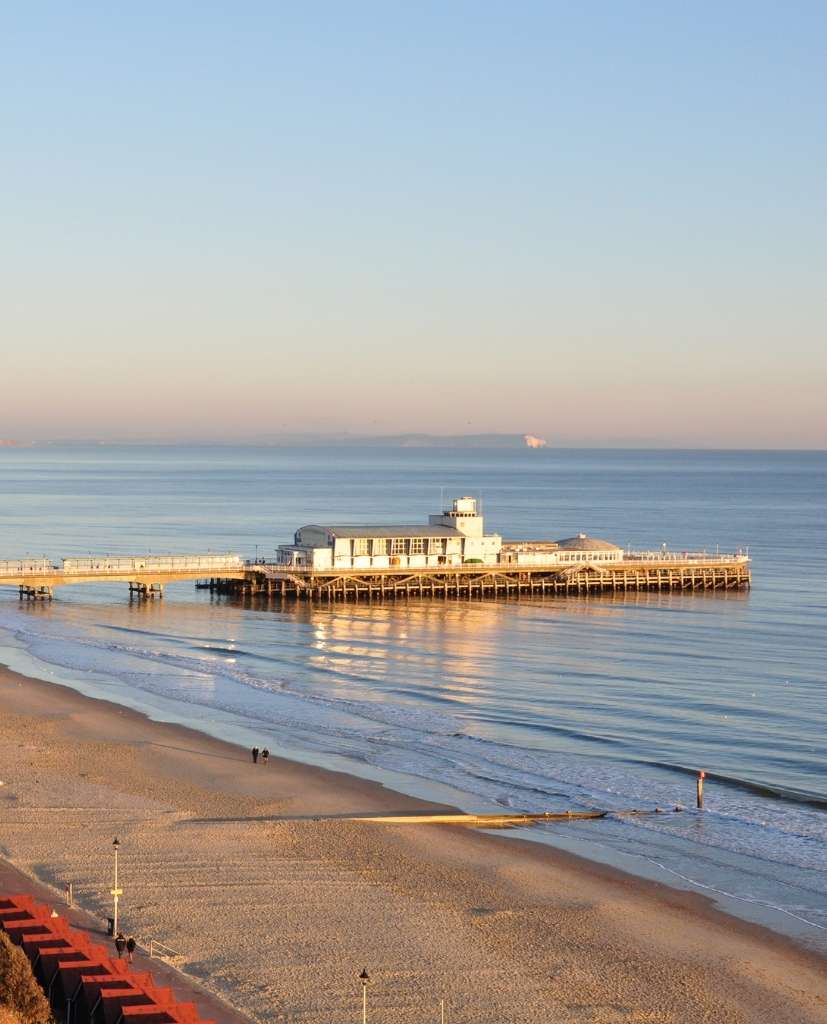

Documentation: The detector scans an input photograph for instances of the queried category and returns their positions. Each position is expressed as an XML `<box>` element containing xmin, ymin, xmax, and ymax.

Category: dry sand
<box><xmin>0</xmin><ymin>666</ymin><xmax>824</xmax><ymax>1024</ymax></box>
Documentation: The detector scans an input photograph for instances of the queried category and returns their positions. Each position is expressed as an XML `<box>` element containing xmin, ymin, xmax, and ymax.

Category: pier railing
<box><xmin>625</xmin><ymin>550</ymin><xmax>749</xmax><ymax>563</ymax></box>
<box><xmin>0</xmin><ymin>559</ymin><xmax>55</xmax><ymax>576</ymax></box>
<box><xmin>1</xmin><ymin>550</ymin><xmax>751</xmax><ymax>586</ymax></box>
<box><xmin>0</xmin><ymin>555</ymin><xmax>244</xmax><ymax>578</ymax></box>
<box><xmin>260</xmin><ymin>550</ymin><xmax>750</xmax><ymax>574</ymax></box>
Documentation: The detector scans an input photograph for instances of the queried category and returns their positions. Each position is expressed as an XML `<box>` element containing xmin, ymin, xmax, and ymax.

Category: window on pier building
<box><xmin>429</xmin><ymin>538</ymin><xmax>445</xmax><ymax>555</ymax></box>
<box><xmin>353</xmin><ymin>538</ymin><xmax>370</xmax><ymax>557</ymax></box>
<box><xmin>372</xmin><ymin>538</ymin><xmax>389</xmax><ymax>556</ymax></box>
<box><xmin>409</xmin><ymin>538</ymin><xmax>425</xmax><ymax>555</ymax></box>
<box><xmin>391</xmin><ymin>538</ymin><xmax>406</xmax><ymax>555</ymax></box>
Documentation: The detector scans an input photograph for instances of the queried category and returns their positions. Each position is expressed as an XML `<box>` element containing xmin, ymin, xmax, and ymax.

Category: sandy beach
<box><xmin>0</xmin><ymin>665</ymin><xmax>824</xmax><ymax>1024</ymax></box>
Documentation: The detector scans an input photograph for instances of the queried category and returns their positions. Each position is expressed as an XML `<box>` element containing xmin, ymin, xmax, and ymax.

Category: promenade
<box><xmin>0</xmin><ymin>860</ymin><xmax>251</xmax><ymax>1024</ymax></box>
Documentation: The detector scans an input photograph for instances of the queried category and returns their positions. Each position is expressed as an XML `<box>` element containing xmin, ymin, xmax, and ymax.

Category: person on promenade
<box><xmin>251</xmin><ymin>746</ymin><xmax>259</xmax><ymax>764</ymax></box>
<box><xmin>126</xmin><ymin>936</ymin><xmax>136</xmax><ymax>963</ymax></box>
<box><xmin>114</xmin><ymin>932</ymin><xmax>127</xmax><ymax>959</ymax></box>
<box><xmin>261</xmin><ymin>748</ymin><xmax>269</xmax><ymax>764</ymax></box>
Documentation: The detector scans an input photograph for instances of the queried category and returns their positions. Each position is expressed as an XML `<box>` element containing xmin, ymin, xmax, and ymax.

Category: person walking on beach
<box><xmin>251</xmin><ymin>746</ymin><xmax>259</xmax><ymax>764</ymax></box>
<box><xmin>114</xmin><ymin>932</ymin><xmax>127</xmax><ymax>959</ymax></box>
<box><xmin>261</xmin><ymin>748</ymin><xmax>269</xmax><ymax>765</ymax></box>
<box><xmin>126</xmin><ymin>936</ymin><xmax>136</xmax><ymax>963</ymax></box>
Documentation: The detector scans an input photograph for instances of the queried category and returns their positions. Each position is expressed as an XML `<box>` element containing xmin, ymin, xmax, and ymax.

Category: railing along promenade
<box><xmin>0</xmin><ymin>550</ymin><xmax>751</xmax><ymax>602</ymax></box>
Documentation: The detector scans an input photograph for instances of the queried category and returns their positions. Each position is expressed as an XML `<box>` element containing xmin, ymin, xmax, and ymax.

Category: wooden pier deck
<box><xmin>205</xmin><ymin>558</ymin><xmax>751</xmax><ymax>602</ymax></box>
<box><xmin>0</xmin><ymin>559</ymin><xmax>245</xmax><ymax>601</ymax></box>
<box><xmin>0</xmin><ymin>555</ymin><xmax>750</xmax><ymax>602</ymax></box>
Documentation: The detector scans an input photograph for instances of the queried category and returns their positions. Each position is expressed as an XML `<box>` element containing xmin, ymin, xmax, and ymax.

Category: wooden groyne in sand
<box><xmin>347</xmin><ymin>807</ymin><xmax>686</xmax><ymax>828</ymax></box>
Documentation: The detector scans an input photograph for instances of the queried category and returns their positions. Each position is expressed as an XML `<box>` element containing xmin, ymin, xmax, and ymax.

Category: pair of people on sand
<box><xmin>114</xmin><ymin>932</ymin><xmax>137</xmax><ymax>962</ymax></box>
<box><xmin>251</xmin><ymin>746</ymin><xmax>270</xmax><ymax>764</ymax></box>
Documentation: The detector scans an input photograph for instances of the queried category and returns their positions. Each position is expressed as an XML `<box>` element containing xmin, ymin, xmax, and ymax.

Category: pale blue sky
<box><xmin>2</xmin><ymin>3</ymin><xmax>825</xmax><ymax>446</ymax></box>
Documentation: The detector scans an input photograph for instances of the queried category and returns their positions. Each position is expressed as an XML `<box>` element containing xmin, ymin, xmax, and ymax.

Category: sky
<box><xmin>2</xmin><ymin>2</ymin><xmax>825</xmax><ymax>447</ymax></box>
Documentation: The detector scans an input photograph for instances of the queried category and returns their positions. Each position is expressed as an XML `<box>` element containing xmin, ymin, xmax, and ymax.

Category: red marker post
<box><xmin>697</xmin><ymin>770</ymin><xmax>705</xmax><ymax>810</ymax></box>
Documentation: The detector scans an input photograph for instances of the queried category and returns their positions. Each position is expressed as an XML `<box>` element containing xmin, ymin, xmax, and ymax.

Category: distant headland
<box><xmin>1</xmin><ymin>433</ymin><xmax>550</xmax><ymax>449</ymax></box>
<box><xmin>198</xmin><ymin>432</ymin><xmax>551</xmax><ymax>449</ymax></box>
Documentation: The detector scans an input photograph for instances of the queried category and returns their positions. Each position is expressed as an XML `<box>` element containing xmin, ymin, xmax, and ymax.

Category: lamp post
<box><xmin>358</xmin><ymin>968</ymin><xmax>370</xmax><ymax>1024</ymax></box>
<box><xmin>110</xmin><ymin>838</ymin><xmax>123</xmax><ymax>935</ymax></box>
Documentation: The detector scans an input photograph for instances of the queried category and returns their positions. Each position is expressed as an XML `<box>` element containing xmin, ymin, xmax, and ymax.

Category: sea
<box><xmin>0</xmin><ymin>445</ymin><xmax>825</xmax><ymax>951</ymax></box>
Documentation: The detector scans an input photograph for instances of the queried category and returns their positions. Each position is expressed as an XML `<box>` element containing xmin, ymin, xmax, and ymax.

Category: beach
<box><xmin>0</xmin><ymin>665</ymin><xmax>824</xmax><ymax>1024</ymax></box>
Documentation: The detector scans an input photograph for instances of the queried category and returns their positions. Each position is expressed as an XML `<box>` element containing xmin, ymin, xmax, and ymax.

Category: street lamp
<box><xmin>358</xmin><ymin>968</ymin><xmax>370</xmax><ymax>1024</ymax></box>
<box><xmin>111</xmin><ymin>838</ymin><xmax>123</xmax><ymax>935</ymax></box>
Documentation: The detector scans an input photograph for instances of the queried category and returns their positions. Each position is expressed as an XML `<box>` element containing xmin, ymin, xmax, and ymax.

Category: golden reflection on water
<box><xmin>268</xmin><ymin>588</ymin><xmax>748</xmax><ymax>704</ymax></box>
<box><xmin>13</xmin><ymin>586</ymin><xmax>750</xmax><ymax>709</ymax></box>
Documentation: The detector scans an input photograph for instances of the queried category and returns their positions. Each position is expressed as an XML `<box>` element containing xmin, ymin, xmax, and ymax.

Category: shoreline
<box><xmin>2</xmin><ymin>635</ymin><xmax>825</xmax><ymax>949</ymax></box>
<box><xmin>1</xmin><ymin>664</ymin><xmax>825</xmax><ymax>1023</ymax></box>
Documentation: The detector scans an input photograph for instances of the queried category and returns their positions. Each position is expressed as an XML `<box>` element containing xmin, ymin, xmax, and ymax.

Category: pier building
<box><xmin>500</xmin><ymin>534</ymin><xmax>624</xmax><ymax>566</ymax></box>
<box><xmin>276</xmin><ymin>496</ymin><xmax>502</xmax><ymax>569</ymax></box>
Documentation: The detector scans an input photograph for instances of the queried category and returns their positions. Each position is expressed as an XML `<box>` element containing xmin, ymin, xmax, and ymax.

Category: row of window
<box><xmin>350</xmin><ymin>537</ymin><xmax>447</xmax><ymax>556</ymax></box>
<box><xmin>558</xmin><ymin>551</ymin><xmax>618</xmax><ymax>561</ymax></box>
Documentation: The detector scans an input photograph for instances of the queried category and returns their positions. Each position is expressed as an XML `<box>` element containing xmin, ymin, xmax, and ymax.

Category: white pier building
<box><xmin>276</xmin><ymin>496</ymin><xmax>629</xmax><ymax>571</ymax></box>
<box><xmin>500</xmin><ymin>534</ymin><xmax>624</xmax><ymax>566</ymax></box>
<box><xmin>277</xmin><ymin>496</ymin><xmax>502</xmax><ymax>570</ymax></box>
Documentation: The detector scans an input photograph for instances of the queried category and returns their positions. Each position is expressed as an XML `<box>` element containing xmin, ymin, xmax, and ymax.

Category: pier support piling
<box><xmin>129</xmin><ymin>582</ymin><xmax>164</xmax><ymax>600</ymax></box>
<box><xmin>203</xmin><ymin>562</ymin><xmax>750</xmax><ymax>605</ymax></box>
<box><xmin>18</xmin><ymin>584</ymin><xmax>53</xmax><ymax>601</ymax></box>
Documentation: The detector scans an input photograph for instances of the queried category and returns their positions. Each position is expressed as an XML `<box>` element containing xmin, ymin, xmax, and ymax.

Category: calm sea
<box><xmin>0</xmin><ymin>446</ymin><xmax>825</xmax><ymax>949</ymax></box>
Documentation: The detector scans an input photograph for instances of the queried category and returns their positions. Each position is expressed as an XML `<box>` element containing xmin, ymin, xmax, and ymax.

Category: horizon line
<box><xmin>1</xmin><ymin>435</ymin><xmax>825</xmax><ymax>453</ymax></box>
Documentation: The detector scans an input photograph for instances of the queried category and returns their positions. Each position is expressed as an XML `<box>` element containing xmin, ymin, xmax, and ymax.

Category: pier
<box><xmin>0</xmin><ymin>554</ymin><xmax>750</xmax><ymax>603</ymax></box>
<box><xmin>0</xmin><ymin>496</ymin><xmax>751</xmax><ymax>603</ymax></box>
<box><xmin>208</xmin><ymin>557</ymin><xmax>751</xmax><ymax>602</ymax></box>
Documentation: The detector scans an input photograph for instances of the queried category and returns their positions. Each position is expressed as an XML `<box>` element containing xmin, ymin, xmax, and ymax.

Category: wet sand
<box><xmin>0</xmin><ymin>665</ymin><xmax>824</xmax><ymax>1023</ymax></box>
